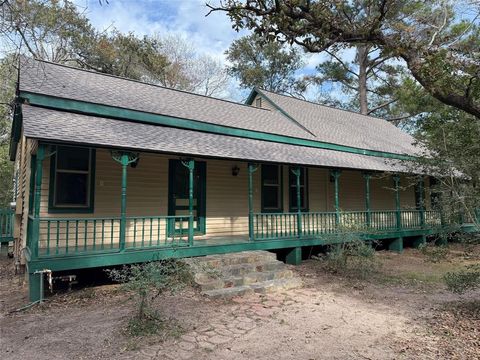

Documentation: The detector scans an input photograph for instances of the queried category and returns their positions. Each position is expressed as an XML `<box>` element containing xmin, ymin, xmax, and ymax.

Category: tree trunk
<box><xmin>357</xmin><ymin>45</ymin><xmax>369</xmax><ymax>115</ymax></box>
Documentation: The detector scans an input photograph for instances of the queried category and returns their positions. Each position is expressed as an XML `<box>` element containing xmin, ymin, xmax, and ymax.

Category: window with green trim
<box><xmin>261</xmin><ymin>164</ymin><xmax>283</xmax><ymax>212</ymax></box>
<box><xmin>289</xmin><ymin>167</ymin><xmax>308</xmax><ymax>211</ymax></box>
<box><xmin>49</xmin><ymin>146</ymin><xmax>95</xmax><ymax>213</ymax></box>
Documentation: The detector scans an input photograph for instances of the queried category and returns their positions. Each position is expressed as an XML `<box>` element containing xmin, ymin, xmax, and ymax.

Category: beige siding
<box><xmin>205</xmin><ymin>160</ymin><xmax>257</xmax><ymax>236</ymax></box>
<box><xmin>309</xmin><ymin>168</ymin><xmax>331</xmax><ymax>212</ymax></box>
<box><xmin>252</xmin><ymin>94</ymin><xmax>276</xmax><ymax>111</ymax></box>
<box><xmin>14</xmin><ymin>136</ymin><xmax>37</xmax><ymax>263</ymax></box>
<box><xmin>338</xmin><ymin>170</ymin><xmax>366</xmax><ymax>211</ymax></box>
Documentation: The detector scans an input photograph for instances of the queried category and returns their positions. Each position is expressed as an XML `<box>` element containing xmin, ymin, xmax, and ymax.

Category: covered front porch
<box><xmin>25</xmin><ymin>143</ymin><xmax>441</xmax><ymax>269</ymax></box>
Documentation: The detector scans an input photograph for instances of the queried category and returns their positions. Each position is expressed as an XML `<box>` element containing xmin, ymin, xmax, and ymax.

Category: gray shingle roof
<box><xmin>19</xmin><ymin>60</ymin><xmax>314</xmax><ymax>140</ymax></box>
<box><xmin>257</xmin><ymin>89</ymin><xmax>419</xmax><ymax>155</ymax></box>
<box><xmin>22</xmin><ymin>105</ymin><xmax>409</xmax><ymax>173</ymax></box>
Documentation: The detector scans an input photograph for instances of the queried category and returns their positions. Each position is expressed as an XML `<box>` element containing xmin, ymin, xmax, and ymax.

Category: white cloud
<box><xmin>75</xmin><ymin>0</ymin><xmax>245</xmax><ymax>60</ymax></box>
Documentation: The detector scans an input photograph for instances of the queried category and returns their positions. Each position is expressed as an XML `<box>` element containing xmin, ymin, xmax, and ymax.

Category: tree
<box><xmin>312</xmin><ymin>44</ymin><xmax>412</xmax><ymax>121</ymax></box>
<box><xmin>0</xmin><ymin>0</ymin><xmax>96</xmax><ymax>62</ymax></box>
<box><xmin>78</xmin><ymin>31</ymin><xmax>169</xmax><ymax>81</ymax></box>
<box><xmin>225</xmin><ymin>33</ymin><xmax>304</xmax><ymax>95</ymax></box>
<box><xmin>208</xmin><ymin>0</ymin><xmax>480</xmax><ymax>118</ymax></box>
<box><xmin>412</xmin><ymin>104</ymin><xmax>480</xmax><ymax>227</ymax></box>
<box><xmin>146</xmin><ymin>34</ymin><xmax>229</xmax><ymax>97</ymax></box>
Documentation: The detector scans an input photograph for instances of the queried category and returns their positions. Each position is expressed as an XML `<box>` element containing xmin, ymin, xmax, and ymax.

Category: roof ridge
<box><xmin>259</xmin><ymin>88</ymin><xmax>395</xmax><ymax>123</ymax></box>
<box><xmin>26</xmin><ymin>57</ymin><xmax>272</xmax><ymax>112</ymax></box>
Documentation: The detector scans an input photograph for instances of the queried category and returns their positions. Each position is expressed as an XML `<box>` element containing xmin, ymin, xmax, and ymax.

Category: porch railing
<box><xmin>0</xmin><ymin>209</ymin><xmax>14</xmax><ymax>242</ymax></box>
<box><xmin>30</xmin><ymin>215</ymin><xmax>192</xmax><ymax>257</ymax></box>
<box><xmin>27</xmin><ymin>209</ymin><xmax>444</xmax><ymax>258</ymax></box>
<box><xmin>253</xmin><ymin>209</ymin><xmax>442</xmax><ymax>241</ymax></box>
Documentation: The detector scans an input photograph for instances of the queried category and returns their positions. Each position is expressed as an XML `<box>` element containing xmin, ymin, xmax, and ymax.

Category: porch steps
<box><xmin>184</xmin><ymin>251</ymin><xmax>302</xmax><ymax>299</ymax></box>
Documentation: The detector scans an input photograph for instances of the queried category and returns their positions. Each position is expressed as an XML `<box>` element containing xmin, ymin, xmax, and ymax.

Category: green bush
<box><xmin>319</xmin><ymin>239</ymin><xmax>381</xmax><ymax>279</ymax></box>
<box><xmin>444</xmin><ymin>265</ymin><xmax>480</xmax><ymax>294</ymax></box>
<box><xmin>106</xmin><ymin>260</ymin><xmax>193</xmax><ymax>336</ymax></box>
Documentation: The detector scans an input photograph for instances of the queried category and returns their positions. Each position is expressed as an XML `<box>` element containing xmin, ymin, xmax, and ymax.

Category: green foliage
<box><xmin>412</xmin><ymin>105</ymin><xmax>480</xmax><ymax>227</ymax></box>
<box><xmin>0</xmin><ymin>57</ymin><xmax>16</xmax><ymax>206</ymax></box>
<box><xmin>225</xmin><ymin>34</ymin><xmax>304</xmax><ymax>95</ymax></box>
<box><xmin>212</xmin><ymin>0</ymin><xmax>480</xmax><ymax>117</ymax></box>
<box><xmin>80</xmin><ymin>30</ymin><xmax>169</xmax><ymax>81</ymax></box>
<box><xmin>106</xmin><ymin>260</ymin><xmax>193</xmax><ymax>324</ymax></box>
<box><xmin>2</xmin><ymin>0</ymin><xmax>96</xmax><ymax>62</ymax></box>
<box><xmin>315</xmin><ymin>239</ymin><xmax>381</xmax><ymax>279</ymax></box>
<box><xmin>444</xmin><ymin>264</ymin><xmax>480</xmax><ymax>294</ymax></box>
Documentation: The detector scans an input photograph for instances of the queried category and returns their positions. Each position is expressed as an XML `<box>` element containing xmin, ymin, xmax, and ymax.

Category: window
<box><xmin>255</xmin><ymin>97</ymin><xmax>262</xmax><ymax>108</ymax></box>
<box><xmin>289</xmin><ymin>167</ymin><xmax>308</xmax><ymax>211</ymax></box>
<box><xmin>49</xmin><ymin>146</ymin><xmax>95</xmax><ymax>212</ymax></box>
<box><xmin>261</xmin><ymin>164</ymin><xmax>282</xmax><ymax>212</ymax></box>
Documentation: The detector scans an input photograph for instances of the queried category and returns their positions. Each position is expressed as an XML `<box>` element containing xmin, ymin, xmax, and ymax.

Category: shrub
<box><xmin>444</xmin><ymin>265</ymin><xmax>480</xmax><ymax>294</ymax></box>
<box><xmin>319</xmin><ymin>239</ymin><xmax>381</xmax><ymax>279</ymax></box>
<box><xmin>106</xmin><ymin>260</ymin><xmax>193</xmax><ymax>336</ymax></box>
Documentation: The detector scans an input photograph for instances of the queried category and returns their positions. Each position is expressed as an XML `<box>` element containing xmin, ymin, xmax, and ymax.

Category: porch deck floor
<box><xmin>37</xmin><ymin>235</ymin><xmax>252</xmax><ymax>257</ymax></box>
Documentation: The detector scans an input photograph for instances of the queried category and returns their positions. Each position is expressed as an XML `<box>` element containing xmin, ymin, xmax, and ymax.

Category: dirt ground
<box><xmin>1</xmin><ymin>243</ymin><xmax>479</xmax><ymax>360</ymax></box>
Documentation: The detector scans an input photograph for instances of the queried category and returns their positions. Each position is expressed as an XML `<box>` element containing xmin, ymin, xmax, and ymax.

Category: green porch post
<box><xmin>29</xmin><ymin>144</ymin><xmax>45</xmax><ymax>302</ymax></box>
<box><xmin>32</xmin><ymin>144</ymin><xmax>45</xmax><ymax>259</ymax></box>
<box><xmin>286</xmin><ymin>247</ymin><xmax>302</xmax><ymax>265</ymax></box>
<box><xmin>388</xmin><ymin>237</ymin><xmax>403</xmax><ymax>252</ymax></box>
<box><xmin>29</xmin><ymin>272</ymin><xmax>42</xmax><ymax>302</ymax></box>
<box><xmin>292</xmin><ymin>167</ymin><xmax>302</xmax><ymax>237</ymax></box>
<box><xmin>363</xmin><ymin>172</ymin><xmax>371</xmax><ymax>228</ymax></box>
<box><xmin>331</xmin><ymin>170</ymin><xmax>341</xmax><ymax>225</ymax></box>
<box><xmin>120</xmin><ymin>154</ymin><xmax>129</xmax><ymax>251</ymax></box>
<box><xmin>112</xmin><ymin>151</ymin><xmax>139</xmax><ymax>251</ymax></box>
<box><xmin>0</xmin><ymin>243</ymin><xmax>7</xmax><ymax>256</ymax></box>
<box><xmin>393</xmin><ymin>175</ymin><xmax>401</xmax><ymax>230</ymax></box>
<box><xmin>248</xmin><ymin>163</ymin><xmax>258</xmax><ymax>241</ymax></box>
<box><xmin>418</xmin><ymin>178</ymin><xmax>425</xmax><ymax>228</ymax></box>
<box><xmin>412</xmin><ymin>235</ymin><xmax>427</xmax><ymax>248</ymax></box>
<box><xmin>186</xmin><ymin>159</ymin><xmax>195</xmax><ymax>246</ymax></box>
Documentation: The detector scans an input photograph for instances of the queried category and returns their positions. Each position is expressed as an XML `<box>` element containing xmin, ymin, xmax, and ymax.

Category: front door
<box><xmin>168</xmin><ymin>160</ymin><xmax>206</xmax><ymax>235</ymax></box>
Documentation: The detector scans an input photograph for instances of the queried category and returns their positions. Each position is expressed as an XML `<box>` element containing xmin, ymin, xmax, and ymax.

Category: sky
<box><xmin>73</xmin><ymin>0</ymin><xmax>325</xmax><ymax>101</ymax></box>
<box><xmin>75</xmin><ymin>0</ymin><xmax>243</xmax><ymax>61</ymax></box>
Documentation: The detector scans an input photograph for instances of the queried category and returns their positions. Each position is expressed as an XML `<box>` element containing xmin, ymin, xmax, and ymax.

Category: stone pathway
<box><xmin>128</xmin><ymin>290</ymin><xmax>297</xmax><ymax>360</ymax></box>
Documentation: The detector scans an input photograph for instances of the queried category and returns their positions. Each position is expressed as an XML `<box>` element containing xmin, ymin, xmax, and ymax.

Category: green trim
<box><xmin>48</xmin><ymin>145</ymin><xmax>96</xmax><ymax>214</ymax></box>
<box><xmin>288</xmin><ymin>166</ymin><xmax>309</xmax><ymax>212</ymax></box>
<box><xmin>9</xmin><ymin>103</ymin><xmax>23</xmax><ymax>161</ymax></box>
<box><xmin>261</xmin><ymin>164</ymin><xmax>284</xmax><ymax>213</ymax></box>
<box><xmin>28</xmin><ymin>154</ymin><xmax>36</xmax><ymax>215</ymax></box>
<box><xmin>20</xmin><ymin>91</ymin><xmax>415</xmax><ymax>161</ymax></box>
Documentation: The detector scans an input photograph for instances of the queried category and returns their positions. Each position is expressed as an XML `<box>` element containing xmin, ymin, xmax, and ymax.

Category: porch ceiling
<box><xmin>22</xmin><ymin>105</ymin><xmax>415</xmax><ymax>173</ymax></box>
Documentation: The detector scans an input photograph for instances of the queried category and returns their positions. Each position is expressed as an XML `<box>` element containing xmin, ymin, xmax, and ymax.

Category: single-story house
<box><xmin>11</xmin><ymin>58</ymin><xmax>444</xmax><ymax>301</ymax></box>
